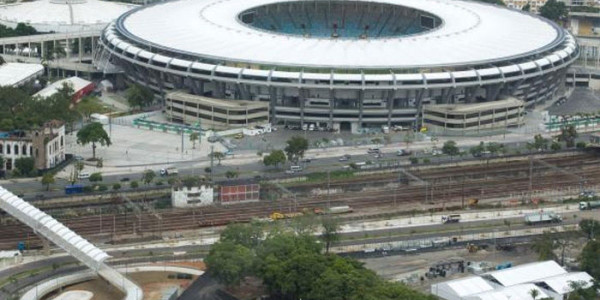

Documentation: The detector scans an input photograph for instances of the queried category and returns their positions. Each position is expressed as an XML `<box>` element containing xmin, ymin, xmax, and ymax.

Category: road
<box><xmin>3</xmin><ymin>142</ymin><xmax>589</xmax><ymax>201</ymax></box>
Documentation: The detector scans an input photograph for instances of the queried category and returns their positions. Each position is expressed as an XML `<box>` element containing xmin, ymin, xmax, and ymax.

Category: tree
<box><xmin>142</xmin><ymin>169</ymin><xmax>156</xmax><ymax>185</ymax></box>
<box><xmin>112</xmin><ymin>183</ymin><xmax>121</xmax><ymax>191</ymax></box>
<box><xmin>522</xmin><ymin>2</ymin><xmax>531</xmax><ymax>11</ymax></box>
<box><xmin>531</xmin><ymin>232</ymin><xmax>557</xmax><ymax>261</ymax></box>
<box><xmin>89</xmin><ymin>172</ymin><xmax>103</xmax><ymax>183</ymax></box>
<box><xmin>263</xmin><ymin>149</ymin><xmax>287</xmax><ymax>168</ymax></box>
<box><xmin>189</xmin><ymin>132</ymin><xmax>199</xmax><ymax>149</ymax></box>
<box><xmin>539</xmin><ymin>0</ymin><xmax>567</xmax><ymax>21</ymax></box>
<box><xmin>529</xmin><ymin>288</ymin><xmax>540</xmax><ymax>300</ymax></box>
<box><xmin>14</xmin><ymin>157</ymin><xmax>35</xmax><ymax>177</ymax></box>
<box><xmin>204</xmin><ymin>241</ymin><xmax>254</xmax><ymax>287</ymax></box>
<box><xmin>579</xmin><ymin>219</ymin><xmax>600</xmax><ymax>240</ymax></box>
<box><xmin>532</xmin><ymin>134</ymin><xmax>549</xmax><ymax>152</ymax></box>
<box><xmin>225</xmin><ymin>170</ymin><xmax>238</xmax><ymax>179</ymax></box>
<box><xmin>567</xmin><ymin>280</ymin><xmax>598</xmax><ymax>300</ymax></box>
<box><xmin>470</xmin><ymin>142</ymin><xmax>486</xmax><ymax>157</ymax></box>
<box><xmin>284</xmin><ymin>136</ymin><xmax>309</xmax><ymax>163</ymax></box>
<box><xmin>580</xmin><ymin>239</ymin><xmax>600</xmax><ymax>280</ymax></box>
<box><xmin>321</xmin><ymin>217</ymin><xmax>340</xmax><ymax>254</ymax></box>
<box><xmin>76</xmin><ymin>122</ymin><xmax>111</xmax><ymax>160</ymax></box>
<box><xmin>210</xmin><ymin>151</ymin><xmax>225</xmax><ymax>165</ymax></box>
<box><xmin>76</xmin><ymin>96</ymin><xmax>106</xmax><ymax>119</ymax></box>
<box><xmin>558</xmin><ymin>125</ymin><xmax>578</xmax><ymax>148</ymax></box>
<box><xmin>442</xmin><ymin>140</ymin><xmax>459</xmax><ymax>160</ymax></box>
<box><xmin>130</xmin><ymin>181</ymin><xmax>139</xmax><ymax>188</ymax></box>
<box><xmin>41</xmin><ymin>172</ymin><xmax>55</xmax><ymax>191</ymax></box>
<box><xmin>125</xmin><ymin>84</ymin><xmax>154</xmax><ymax>109</ymax></box>
<box><xmin>220</xmin><ymin>222</ymin><xmax>264</xmax><ymax>249</ymax></box>
<box><xmin>486</xmin><ymin>142</ymin><xmax>503</xmax><ymax>156</ymax></box>
<box><xmin>551</xmin><ymin>141</ymin><xmax>562</xmax><ymax>151</ymax></box>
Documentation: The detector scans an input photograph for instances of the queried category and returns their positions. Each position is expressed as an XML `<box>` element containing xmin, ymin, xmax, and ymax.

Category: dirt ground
<box><xmin>361</xmin><ymin>245</ymin><xmax>542</xmax><ymax>293</ymax></box>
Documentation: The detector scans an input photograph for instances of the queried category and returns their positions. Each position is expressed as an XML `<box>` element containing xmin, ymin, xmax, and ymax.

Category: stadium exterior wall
<box><xmin>94</xmin><ymin>19</ymin><xmax>579</xmax><ymax>132</ymax></box>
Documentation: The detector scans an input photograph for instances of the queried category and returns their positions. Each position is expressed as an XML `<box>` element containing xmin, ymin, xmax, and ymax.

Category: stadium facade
<box><xmin>94</xmin><ymin>0</ymin><xmax>578</xmax><ymax>133</ymax></box>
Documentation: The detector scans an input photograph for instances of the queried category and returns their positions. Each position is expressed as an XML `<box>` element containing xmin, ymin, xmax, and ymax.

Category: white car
<box><xmin>78</xmin><ymin>172</ymin><xmax>90</xmax><ymax>179</ymax></box>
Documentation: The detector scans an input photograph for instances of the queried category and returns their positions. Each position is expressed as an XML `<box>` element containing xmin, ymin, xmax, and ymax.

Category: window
<box><xmin>22</xmin><ymin>145</ymin><xmax>27</xmax><ymax>156</ymax></box>
<box><xmin>61</xmin><ymin>136</ymin><xmax>63</xmax><ymax>147</ymax></box>
<box><xmin>29</xmin><ymin>146</ymin><xmax>32</xmax><ymax>156</ymax></box>
<box><xmin>7</xmin><ymin>144</ymin><xmax>10</xmax><ymax>154</ymax></box>
<box><xmin>14</xmin><ymin>145</ymin><xmax>18</xmax><ymax>155</ymax></box>
<box><xmin>0</xmin><ymin>143</ymin><xmax>3</xmax><ymax>154</ymax></box>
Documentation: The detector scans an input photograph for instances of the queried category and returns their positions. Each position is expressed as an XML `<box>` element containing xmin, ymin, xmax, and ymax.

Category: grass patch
<box><xmin>306</xmin><ymin>170</ymin><xmax>355</xmax><ymax>182</ymax></box>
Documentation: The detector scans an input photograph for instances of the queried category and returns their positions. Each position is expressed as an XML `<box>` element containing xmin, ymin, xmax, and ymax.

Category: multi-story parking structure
<box><xmin>95</xmin><ymin>0</ymin><xmax>578</xmax><ymax>133</ymax></box>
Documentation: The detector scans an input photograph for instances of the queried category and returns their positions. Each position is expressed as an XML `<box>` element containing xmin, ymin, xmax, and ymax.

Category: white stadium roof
<box><xmin>0</xmin><ymin>63</ymin><xmax>43</xmax><ymax>87</ymax></box>
<box><xmin>0</xmin><ymin>0</ymin><xmax>135</xmax><ymax>33</ymax></box>
<box><xmin>119</xmin><ymin>0</ymin><xmax>562</xmax><ymax>68</ymax></box>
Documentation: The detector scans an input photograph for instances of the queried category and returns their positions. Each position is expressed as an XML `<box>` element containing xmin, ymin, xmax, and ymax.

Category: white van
<box><xmin>78</xmin><ymin>172</ymin><xmax>90</xmax><ymax>179</ymax></box>
<box><xmin>290</xmin><ymin>165</ymin><xmax>303</xmax><ymax>172</ymax></box>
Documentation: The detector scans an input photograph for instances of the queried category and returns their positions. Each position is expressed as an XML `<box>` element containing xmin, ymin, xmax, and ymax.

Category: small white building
<box><xmin>0</xmin><ymin>250</ymin><xmax>22</xmax><ymax>268</ymax></box>
<box><xmin>171</xmin><ymin>185</ymin><xmax>214</xmax><ymax>208</ymax></box>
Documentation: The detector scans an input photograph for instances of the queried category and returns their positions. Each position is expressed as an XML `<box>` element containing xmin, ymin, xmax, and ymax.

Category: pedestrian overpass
<box><xmin>0</xmin><ymin>186</ymin><xmax>143</xmax><ymax>300</ymax></box>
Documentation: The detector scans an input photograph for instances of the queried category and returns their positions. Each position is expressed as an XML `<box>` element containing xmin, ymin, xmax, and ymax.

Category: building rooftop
<box><xmin>168</xmin><ymin>91</ymin><xmax>268</xmax><ymax>109</ymax></box>
<box><xmin>0</xmin><ymin>63</ymin><xmax>44</xmax><ymax>87</ymax></box>
<box><xmin>34</xmin><ymin>76</ymin><xmax>92</xmax><ymax>99</ymax></box>
<box><xmin>536</xmin><ymin>272</ymin><xmax>594</xmax><ymax>295</ymax></box>
<box><xmin>465</xmin><ymin>284</ymin><xmax>550</xmax><ymax>300</ymax></box>
<box><xmin>425</xmin><ymin>98</ymin><xmax>524</xmax><ymax>114</ymax></box>
<box><xmin>119</xmin><ymin>0</ymin><xmax>563</xmax><ymax>69</ymax></box>
<box><xmin>482</xmin><ymin>260</ymin><xmax>567</xmax><ymax>287</ymax></box>
<box><xmin>0</xmin><ymin>0</ymin><xmax>135</xmax><ymax>33</ymax></box>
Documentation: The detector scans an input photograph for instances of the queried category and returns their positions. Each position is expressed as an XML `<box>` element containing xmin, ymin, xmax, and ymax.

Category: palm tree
<box><xmin>190</xmin><ymin>132</ymin><xmax>199</xmax><ymax>149</ymax></box>
<box><xmin>529</xmin><ymin>288</ymin><xmax>539</xmax><ymax>300</ymax></box>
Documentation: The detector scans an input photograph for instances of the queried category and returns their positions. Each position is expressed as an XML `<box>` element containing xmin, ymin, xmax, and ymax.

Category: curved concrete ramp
<box><xmin>0</xmin><ymin>186</ymin><xmax>143</xmax><ymax>300</ymax></box>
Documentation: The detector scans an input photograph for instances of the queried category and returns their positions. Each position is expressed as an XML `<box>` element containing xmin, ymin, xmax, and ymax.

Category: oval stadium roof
<box><xmin>117</xmin><ymin>0</ymin><xmax>563</xmax><ymax>69</ymax></box>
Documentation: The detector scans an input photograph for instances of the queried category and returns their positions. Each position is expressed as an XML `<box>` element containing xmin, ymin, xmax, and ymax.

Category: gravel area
<box><xmin>548</xmin><ymin>87</ymin><xmax>600</xmax><ymax>116</ymax></box>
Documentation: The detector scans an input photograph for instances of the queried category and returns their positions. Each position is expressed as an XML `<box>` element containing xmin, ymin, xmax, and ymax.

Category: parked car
<box><xmin>120</xmin><ymin>177</ymin><xmax>130</xmax><ymax>182</ymax></box>
<box><xmin>78</xmin><ymin>172</ymin><xmax>90</xmax><ymax>179</ymax></box>
<box><xmin>339</xmin><ymin>154</ymin><xmax>351</xmax><ymax>162</ymax></box>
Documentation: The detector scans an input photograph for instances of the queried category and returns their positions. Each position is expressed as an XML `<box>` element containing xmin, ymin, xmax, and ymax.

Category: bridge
<box><xmin>0</xmin><ymin>186</ymin><xmax>143</xmax><ymax>300</ymax></box>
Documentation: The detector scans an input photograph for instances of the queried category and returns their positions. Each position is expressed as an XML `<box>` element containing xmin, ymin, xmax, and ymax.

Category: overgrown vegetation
<box><xmin>205</xmin><ymin>222</ymin><xmax>436</xmax><ymax>300</ymax></box>
<box><xmin>0</xmin><ymin>23</ymin><xmax>38</xmax><ymax>38</ymax></box>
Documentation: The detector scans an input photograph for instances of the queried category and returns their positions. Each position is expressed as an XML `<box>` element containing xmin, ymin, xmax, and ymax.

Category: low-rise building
<box><xmin>171</xmin><ymin>185</ymin><xmax>214</xmax><ymax>208</ymax></box>
<box><xmin>165</xmin><ymin>91</ymin><xmax>269</xmax><ymax>130</ymax></box>
<box><xmin>34</xmin><ymin>76</ymin><xmax>95</xmax><ymax>103</ymax></box>
<box><xmin>0</xmin><ymin>62</ymin><xmax>44</xmax><ymax>87</ymax></box>
<box><xmin>0</xmin><ymin>120</ymin><xmax>66</xmax><ymax>171</ymax></box>
<box><xmin>432</xmin><ymin>261</ymin><xmax>594</xmax><ymax>300</ymax></box>
<box><xmin>422</xmin><ymin>98</ymin><xmax>525</xmax><ymax>134</ymax></box>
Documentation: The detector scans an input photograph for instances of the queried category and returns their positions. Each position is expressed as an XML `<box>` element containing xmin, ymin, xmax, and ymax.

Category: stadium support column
<box><xmin>485</xmin><ymin>83</ymin><xmax>503</xmax><ymax>102</ymax></box>
<box><xmin>329</xmin><ymin>90</ymin><xmax>335</xmax><ymax>128</ymax></box>
<box><xmin>269</xmin><ymin>87</ymin><xmax>277</xmax><ymax>125</ymax></box>
<box><xmin>78</xmin><ymin>37</ymin><xmax>83</xmax><ymax>63</ymax></box>
<box><xmin>387</xmin><ymin>90</ymin><xmax>394</xmax><ymax>127</ymax></box>
<box><xmin>299</xmin><ymin>88</ymin><xmax>306</xmax><ymax>126</ymax></box>
<box><xmin>91</xmin><ymin>36</ymin><xmax>96</xmax><ymax>59</ymax></box>
<box><xmin>358</xmin><ymin>90</ymin><xmax>364</xmax><ymax>130</ymax></box>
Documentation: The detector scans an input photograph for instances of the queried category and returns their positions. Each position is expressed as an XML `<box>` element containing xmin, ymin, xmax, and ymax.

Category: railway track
<box><xmin>0</xmin><ymin>153</ymin><xmax>598</xmax><ymax>249</ymax></box>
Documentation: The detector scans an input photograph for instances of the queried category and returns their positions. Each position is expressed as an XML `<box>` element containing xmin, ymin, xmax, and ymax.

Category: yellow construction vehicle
<box><xmin>269</xmin><ymin>212</ymin><xmax>303</xmax><ymax>221</ymax></box>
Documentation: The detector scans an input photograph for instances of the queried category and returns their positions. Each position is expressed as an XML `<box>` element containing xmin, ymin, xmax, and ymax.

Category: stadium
<box><xmin>95</xmin><ymin>0</ymin><xmax>579</xmax><ymax>133</ymax></box>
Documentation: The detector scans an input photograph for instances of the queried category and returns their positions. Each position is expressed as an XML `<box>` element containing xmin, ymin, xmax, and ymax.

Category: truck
<box><xmin>269</xmin><ymin>212</ymin><xmax>304</xmax><ymax>221</ymax></box>
<box><xmin>524</xmin><ymin>212</ymin><xmax>562</xmax><ymax>225</ymax></box>
<box><xmin>160</xmin><ymin>167</ymin><xmax>179</xmax><ymax>176</ymax></box>
<box><xmin>314</xmin><ymin>205</ymin><xmax>353</xmax><ymax>215</ymax></box>
<box><xmin>579</xmin><ymin>200</ymin><xmax>600</xmax><ymax>210</ymax></box>
<box><xmin>441</xmin><ymin>214</ymin><xmax>461</xmax><ymax>224</ymax></box>
<box><xmin>65</xmin><ymin>184</ymin><xmax>84</xmax><ymax>195</ymax></box>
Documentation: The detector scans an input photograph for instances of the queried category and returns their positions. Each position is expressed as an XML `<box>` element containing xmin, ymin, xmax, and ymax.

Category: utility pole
<box><xmin>528</xmin><ymin>156</ymin><xmax>533</xmax><ymax>203</ymax></box>
<box><xmin>327</xmin><ymin>170</ymin><xmax>331</xmax><ymax>209</ymax></box>
<box><xmin>210</xmin><ymin>145</ymin><xmax>214</xmax><ymax>182</ymax></box>
<box><xmin>181</xmin><ymin>129</ymin><xmax>184</xmax><ymax>155</ymax></box>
